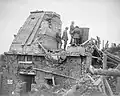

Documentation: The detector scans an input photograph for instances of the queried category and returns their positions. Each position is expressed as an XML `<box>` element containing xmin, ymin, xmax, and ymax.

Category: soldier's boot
<box><xmin>64</xmin><ymin>44</ymin><xmax>67</xmax><ymax>50</ymax></box>
<box><xmin>59</xmin><ymin>43</ymin><xmax>62</xmax><ymax>49</ymax></box>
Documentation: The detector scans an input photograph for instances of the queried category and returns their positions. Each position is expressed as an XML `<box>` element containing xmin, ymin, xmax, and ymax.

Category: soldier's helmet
<box><xmin>71</xmin><ymin>21</ymin><xmax>74</xmax><ymax>24</ymax></box>
<box><xmin>75</xmin><ymin>26</ymin><xmax>79</xmax><ymax>28</ymax></box>
<box><xmin>65</xmin><ymin>27</ymin><xmax>68</xmax><ymax>30</ymax></box>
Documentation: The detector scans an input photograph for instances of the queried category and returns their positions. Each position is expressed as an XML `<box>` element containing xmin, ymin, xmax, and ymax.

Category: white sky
<box><xmin>0</xmin><ymin>0</ymin><xmax>120</xmax><ymax>54</ymax></box>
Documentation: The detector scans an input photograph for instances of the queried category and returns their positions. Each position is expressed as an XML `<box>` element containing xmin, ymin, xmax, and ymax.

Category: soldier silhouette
<box><xmin>62</xmin><ymin>27</ymin><xmax>68</xmax><ymax>50</ymax></box>
<box><xmin>69</xmin><ymin>21</ymin><xmax>75</xmax><ymax>45</ymax></box>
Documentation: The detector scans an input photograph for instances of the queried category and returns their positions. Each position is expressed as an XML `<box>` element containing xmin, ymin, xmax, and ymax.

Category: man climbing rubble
<box><xmin>62</xmin><ymin>27</ymin><xmax>68</xmax><ymax>50</ymax></box>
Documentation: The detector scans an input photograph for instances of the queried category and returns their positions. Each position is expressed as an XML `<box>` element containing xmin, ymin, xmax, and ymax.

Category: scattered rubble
<box><xmin>0</xmin><ymin>10</ymin><xmax>120</xmax><ymax>96</ymax></box>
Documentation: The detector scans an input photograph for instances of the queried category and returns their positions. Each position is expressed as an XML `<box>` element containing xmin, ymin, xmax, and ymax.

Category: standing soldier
<box><xmin>105</xmin><ymin>41</ymin><xmax>109</xmax><ymax>50</ymax></box>
<box><xmin>96</xmin><ymin>36</ymin><xmax>101</xmax><ymax>49</ymax></box>
<box><xmin>69</xmin><ymin>21</ymin><xmax>75</xmax><ymax>45</ymax></box>
<box><xmin>62</xmin><ymin>27</ymin><xmax>68</xmax><ymax>50</ymax></box>
<box><xmin>56</xmin><ymin>30</ymin><xmax>62</xmax><ymax>49</ymax></box>
<box><xmin>73</xmin><ymin>26</ymin><xmax>81</xmax><ymax>45</ymax></box>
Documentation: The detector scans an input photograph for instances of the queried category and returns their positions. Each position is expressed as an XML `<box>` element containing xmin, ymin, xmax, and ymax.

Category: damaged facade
<box><xmin>0</xmin><ymin>10</ymin><xmax>120</xmax><ymax>96</ymax></box>
<box><xmin>0</xmin><ymin>11</ymin><xmax>90</xmax><ymax>96</ymax></box>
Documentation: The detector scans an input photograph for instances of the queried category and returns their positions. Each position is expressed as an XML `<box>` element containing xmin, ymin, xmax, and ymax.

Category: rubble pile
<box><xmin>0</xmin><ymin>10</ymin><xmax>120</xmax><ymax>96</ymax></box>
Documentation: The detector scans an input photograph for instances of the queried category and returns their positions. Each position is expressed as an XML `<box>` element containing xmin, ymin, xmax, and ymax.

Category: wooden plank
<box><xmin>116</xmin><ymin>77</ymin><xmax>120</xmax><ymax>93</ymax></box>
<box><xmin>85</xmin><ymin>53</ymin><xmax>92</xmax><ymax>71</ymax></box>
<box><xmin>13</xmin><ymin>13</ymin><xmax>40</xmax><ymax>45</ymax></box>
<box><xmin>105</xmin><ymin>51</ymin><xmax>120</xmax><ymax>63</ymax></box>
<box><xmin>102</xmin><ymin>53</ymin><xmax>114</xmax><ymax>96</ymax></box>
<box><xmin>21</xmin><ymin>15</ymin><xmax>40</xmax><ymax>45</ymax></box>
<box><xmin>103</xmin><ymin>53</ymin><xmax>107</xmax><ymax>69</ymax></box>
<box><xmin>33</xmin><ymin>68</ymin><xmax>80</xmax><ymax>81</ymax></box>
<box><xmin>26</xmin><ymin>12</ymin><xmax>45</xmax><ymax>45</ymax></box>
<box><xmin>94</xmin><ymin>69</ymin><xmax>120</xmax><ymax>76</ymax></box>
<box><xmin>12</xmin><ymin>15</ymin><xmax>32</xmax><ymax>44</ymax></box>
<box><xmin>102</xmin><ymin>77</ymin><xmax>113</xmax><ymax>96</ymax></box>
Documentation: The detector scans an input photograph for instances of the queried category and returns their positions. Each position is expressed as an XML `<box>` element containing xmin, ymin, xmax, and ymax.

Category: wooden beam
<box><xmin>107</xmin><ymin>56</ymin><xmax>119</xmax><ymax>65</ymax></box>
<box><xmin>105</xmin><ymin>51</ymin><xmax>120</xmax><ymax>63</ymax></box>
<box><xmin>102</xmin><ymin>53</ymin><xmax>114</xmax><ymax>96</ymax></box>
<box><xmin>94</xmin><ymin>69</ymin><xmax>120</xmax><ymax>77</ymax></box>
<box><xmin>33</xmin><ymin>68</ymin><xmax>80</xmax><ymax>81</ymax></box>
<box><xmin>85</xmin><ymin>53</ymin><xmax>92</xmax><ymax>71</ymax></box>
<box><xmin>103</xmin><ymin>53</ymin><xmax>107</xmax><ymax>69</ymax></box>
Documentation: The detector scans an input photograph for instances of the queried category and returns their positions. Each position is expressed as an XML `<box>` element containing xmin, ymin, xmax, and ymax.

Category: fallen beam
<box><xmin>33</xmin><ymin>68</ymin><xmax>80</xmax><ymax>81</ymax></box>
<box><xmin>93</xmin><ymin>69</ymin><xmax>120</xmax><ymax>77</ymax></box>
<box><xmin>104</xmin><ymin>51</ymin><xmax>120</xmax><ymax>63</ymax></box>
<box><xmin>89</xmin><ymin>64</ymin><xmax>120</xmax><ymax>77</ymax></box>
<box><xmin>107</xmin><ymin>56</ymin><xmax>119</xmax><ymax>65</ymax></box>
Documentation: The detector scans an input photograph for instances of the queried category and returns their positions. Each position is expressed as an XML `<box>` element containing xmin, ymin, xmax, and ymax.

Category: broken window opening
<box><xmin>31</xmin><ymin>17</ymin><xmax>35</xmax><ymax>19</ymax></box>
<box><xmin>45</xmin><ymin>76</ymin><xmax>56</xmax><ymax>86</ymax></box>
<box><xmin>18</xmin><ymin>55</ymin><xmax>25</xmax><ymax>61</ymax></box>
<box><xmin>27</xmin><ymin>56</ymin><xmax>32</xmax><ymax>61</ymax></box>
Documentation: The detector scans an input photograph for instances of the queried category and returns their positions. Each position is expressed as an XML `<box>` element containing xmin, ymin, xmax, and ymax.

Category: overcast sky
<box><xmin>0</xmin><ymin>0</ymin><xmax>120</xmax><ymax>54</ymax></box>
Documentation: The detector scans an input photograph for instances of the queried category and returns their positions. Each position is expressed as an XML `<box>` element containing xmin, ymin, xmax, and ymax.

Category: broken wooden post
<box><xmin>103</xmin><ymin>53</ymin><xmax>107</xmax><ymax>69</ymax></box>
<box><xmin>94</xmin><ymin>69</ymin><xmax>120</xmax><ymax>77</ymax></box>
<box><xmin>33</xmin><ymin>68</ymin><xmax>80</xmax><ymax>81</ymax></box>
<box><xmin>85</xmin><ymin>53</ymin><xmax>92</xmax><ymax>73</ymax></box>
<box><xmin>115</xmin><ymin>64</ymin><xmax>120</xmax><ymax>94</ymax></box>
<box><xmin>102</xmin><ymin>53</ymin><xmax>113</xmax><ymax>96</ymax></box>
<box><xmin>116</xmin><ymin>76</ymin><xmax>120</xmax><ymax>94</ymax></box>
<box><xmin>102</xmin><ymin>40</ymin><xmax>105</xmax><ymax>50</ymax></box>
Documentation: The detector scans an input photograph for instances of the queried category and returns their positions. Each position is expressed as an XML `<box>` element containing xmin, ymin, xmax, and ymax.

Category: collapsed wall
<box><xmin>0</xmin><ymin>11</ymin><xmax>88</xmax><ymax>96</ymax></box>
<box><xmin>0</xmin><ymin>53</ymin><xmax>87</xmax><ymax>95</ymax></box>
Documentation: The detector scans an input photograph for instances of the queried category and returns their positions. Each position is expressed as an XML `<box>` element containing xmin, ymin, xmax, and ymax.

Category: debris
<box><xmin>0</xmin><ymin>10</ymin><xmax>120</xmax><ymax>96</ymax></box>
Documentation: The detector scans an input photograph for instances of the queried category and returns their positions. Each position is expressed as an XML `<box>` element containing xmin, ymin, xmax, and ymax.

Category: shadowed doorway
<box><xmin>19</xmin><ymin>74</ymin><xmax>35</xmax><ymax>93</ymax></box>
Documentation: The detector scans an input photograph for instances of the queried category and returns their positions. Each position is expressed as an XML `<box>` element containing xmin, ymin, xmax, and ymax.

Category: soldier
<box><xmin>62</xmin><ymin>27</ymin><xmax>68</xmax><ymax>50</ymax></box>
<box><xmin>105</xmin><ymin>41</ymin><xmax>109</xmax><ymax>50</ymax></box>
<box><xmin>96</xmin><ymin>36</ymin><xmax>101</xmax><ymax>49</ymax></box>
<box><xmin>73</xmin><ymin>26</ymin><xmax>81</xmax><ymax>45</ymax></box>
<box><xmin>56</xmin><ymin>31</ymin><xmax>62</xmax><ymax>49</ymax></box>
<box><xmin>69</xmin><ymin>21</ymin><xmax>75</xmax><ymax>45</ymax></box>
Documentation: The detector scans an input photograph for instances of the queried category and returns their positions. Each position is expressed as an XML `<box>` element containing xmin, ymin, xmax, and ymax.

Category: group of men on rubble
<box><xmin>57</xmin><ymin>21</ymin><xmax>82</xmax><ymax>50</ymax></box>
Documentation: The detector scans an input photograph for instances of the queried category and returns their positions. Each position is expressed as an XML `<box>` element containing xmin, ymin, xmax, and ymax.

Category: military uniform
<box><xmin>73</xmin><ymin>27</ymin><xmax>81</xmax><ymax>45</ymax></box>
<box><xmin>69</xmin><ymin>25</ymin><xmax>74</xmax><ymax>35</ymax></box>
<box><xmin>62</xmin><ymin>29</ymin><xmax>68</xmax><ymax>50</ymax></box>
<box><xmin>69</xmin><ymin>24</ymin><xmax>74</xmax><ymax>45</ymax></box>
<box><xmin>56</xmin><ymin>32</ymin><xmax>62</xmax><ymax>49</ymax></box>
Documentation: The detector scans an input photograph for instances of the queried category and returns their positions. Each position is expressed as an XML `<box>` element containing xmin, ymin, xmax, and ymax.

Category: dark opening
<box><xmin>46</xmin><ymin>78</ymin><xmax>53</xmax><ymax>86</ymax></box>
<box><xmin>92</xmin><ymin>49</ymin><xmax>103</xmax><ymax>68</ymax></box>
<box><xmin>20</xmin><ymin>75</ymin><xmax>35</xmax><ymax>93</ymax></box>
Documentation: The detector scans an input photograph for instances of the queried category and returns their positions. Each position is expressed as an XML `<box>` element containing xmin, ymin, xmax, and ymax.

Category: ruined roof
<box><xmin>9</xmin><ymin>11</ymin><xmax>62</xmax><ymax>55</ymax></box>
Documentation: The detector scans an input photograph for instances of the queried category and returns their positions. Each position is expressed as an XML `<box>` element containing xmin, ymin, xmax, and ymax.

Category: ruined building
<box><xmin>0</xmin><ymin>11</ymin><xmax>90</xmax><ymax>96</ymax></box>
<box><xmin>0</xmin><ymin>10</ymin><xmax>120</xmax><ymax>96</ymax></box>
